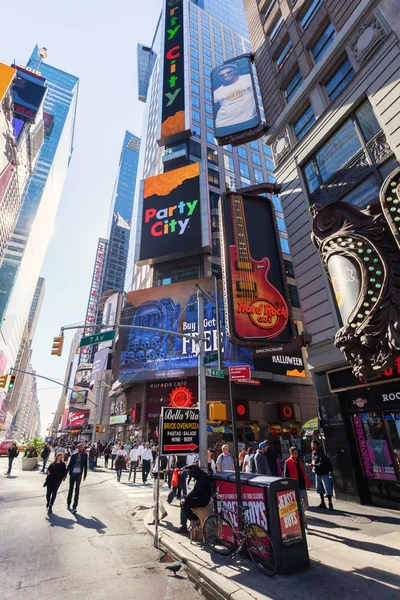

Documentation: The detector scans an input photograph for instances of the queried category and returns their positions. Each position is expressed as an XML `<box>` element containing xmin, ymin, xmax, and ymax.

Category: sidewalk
<box><xmin>142</xmin><ymin>483</ymin><xmax>400</xmax><ymax>600</ymax></box>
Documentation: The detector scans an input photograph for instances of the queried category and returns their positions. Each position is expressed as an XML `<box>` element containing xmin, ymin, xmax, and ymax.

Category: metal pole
<box><xmin>197</xmin><ymin>289</ymin><xmax>208</xmax><ymax>472</ymax></box>
<box><xmin>229</xmin><ymin>377</ymin><xmax>244</xmax><ymax>532</ymax></box>
<box><xmin>154</xmin><ymin>464</ymin><xmax>160</xmax><ymax>548</ymax></box>
<box><xmin>214</xmin><ymin>276</ymin><xmax>222</xmax><ymax>370</ymax></box>
<box><xmin>91</xmin><ymin>379</ymin><xmax>102</xmax><ymax>445</ymax></box>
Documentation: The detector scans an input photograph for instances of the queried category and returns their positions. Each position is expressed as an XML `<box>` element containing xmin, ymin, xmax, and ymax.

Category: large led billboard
<box><xmin>211</xmin><ymin>56</ymin><xmax>264</xmax><ymax>146</ymax></box>
<box><xmin>12</xmin><ymin>71</ymin><xmax>47</xmax><ymax>123</ymax></box>
<box><xmin>137</xmin><ymin>162</ymin><xmax>209</xmax><ymax>264</ymax></box>
<box><xmin>220</xmin><ymin>192</ymin><xmax>295</xmax><ymax>347</ymax></box>
<box><xmin>118</xmin><ymin>277</ymin><xmax>254</xmax><ymax>382</ymax></box>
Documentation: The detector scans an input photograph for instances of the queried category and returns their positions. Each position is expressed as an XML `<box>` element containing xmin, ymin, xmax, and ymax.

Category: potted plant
<box><xmin>22</xmin><ymin>437</ymin><xmax>45</xmax><ymax>471</ymax></box>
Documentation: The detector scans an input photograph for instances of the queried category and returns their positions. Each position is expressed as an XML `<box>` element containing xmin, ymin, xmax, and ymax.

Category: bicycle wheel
<box><xmin>246</xmin><ymin>524</ymin><xmax>278</xmax><ymax>577</ymax></box>
<box><xmin>203</xmin><ymin>514</ymin><xmax>237</xmax><ymax>556</ymax></box>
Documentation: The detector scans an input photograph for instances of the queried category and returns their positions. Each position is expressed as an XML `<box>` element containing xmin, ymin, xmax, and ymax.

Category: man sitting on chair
<box><xmin>176</xmin><ymin>465</ymin><xmax>211</xmax><ymax>534</ymax></box>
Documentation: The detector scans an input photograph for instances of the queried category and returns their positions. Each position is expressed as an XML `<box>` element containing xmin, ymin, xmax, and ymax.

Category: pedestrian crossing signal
<box><xmin>51</xmin><ymin>335</ymin><xmax>64</xmax><ymax>356</ymax></box>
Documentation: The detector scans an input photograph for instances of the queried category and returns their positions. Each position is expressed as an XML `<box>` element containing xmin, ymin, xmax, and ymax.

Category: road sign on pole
<box><xmin>204</xmin><ymin>352</ymin><xmax>218</xmax><ymax>365</ymax></box>
<box><xmin>79</xmin><ymin>329</ymin><xmax>116</xmax><ymax>348</ymax></box>
<box><xmin>206</xmin><ymin>368</ymin><xmax>225</xmax><ymax>379</ymax></box>
<box><xmin>229</xmin><ymin>365</ymin><xmax>251</xmax><ymax>381</ymax></box>
<box><xmin>160</xmin><ymin>406</ymin><xmax>199</xmax><ymax>455</ymax></box>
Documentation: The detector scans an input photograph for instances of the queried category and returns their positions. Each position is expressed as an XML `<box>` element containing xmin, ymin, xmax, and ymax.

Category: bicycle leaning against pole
<box><xmin>203</xmin><ymin>483</ymin><xmax>278</xmax><ymax>577</ymax></box>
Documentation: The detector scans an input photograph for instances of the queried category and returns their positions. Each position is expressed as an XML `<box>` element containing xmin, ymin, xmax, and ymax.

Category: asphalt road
<box><xmin>0</xmin><ymin>456</ymin><xmax>203</xmax><ymax>600</ymax></box>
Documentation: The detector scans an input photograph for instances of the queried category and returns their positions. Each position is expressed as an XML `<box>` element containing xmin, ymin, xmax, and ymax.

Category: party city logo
<box><xmin>145</xmin><ymin>200</ymin><xmax>198</xmax><ymax>237</ymax></box>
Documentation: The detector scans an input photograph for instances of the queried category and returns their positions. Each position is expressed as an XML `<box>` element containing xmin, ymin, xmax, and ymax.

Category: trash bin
<box><xmin>247</xmin><ymin>476</ymin><xmax>310</xmax><ymax>574</ymax></box>
<box><xmin>213</xmin><ymin>472</ymin><xmax>310</xmax><ymax>574</ymax></box>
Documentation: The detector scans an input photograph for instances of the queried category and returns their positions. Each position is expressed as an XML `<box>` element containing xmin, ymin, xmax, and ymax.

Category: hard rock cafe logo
<box><xmin>331</xmin><ymin>266</ymin><xmax>356</xmax><ymax>309</ymax></box>
<box><xmin>168</xmin><ymin>386</ymin><xmax>194</xmax><ymax>408</ymax></box>
<box><xmin>237</xmin><ymin>300</ymin><xmax>288</xmax><ymax>330</ymax></box>
<box><xmin>353</xmin><ymin>397</ymin><xmax>368</xmax><ymax>408</ymax></box>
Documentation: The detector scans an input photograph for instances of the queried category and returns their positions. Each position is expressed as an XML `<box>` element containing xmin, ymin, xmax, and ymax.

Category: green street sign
<box><xmin>80</xmin><ymin>329</ymin><xmax>116</xmax><ymax>348</ymax></box>
<box><xmin>206</xmin><ymin>368</ymin><xmax>225</xmax><ymax>379</ymax></box>
<box><xmin>204</xmin><ymin>352</ymin><xmax>218</xmax><ymax>365</ymax></box>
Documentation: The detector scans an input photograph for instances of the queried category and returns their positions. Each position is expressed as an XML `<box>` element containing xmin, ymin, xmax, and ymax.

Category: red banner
<box><xmin>67</xmin><ymin>409</ymin><xmax>89</xmax><ymax>429</ymax></box>
<box><xmin>146</xmin><ymin>378</ymin><xmax>197</xmax><ymax>423</ymax></box>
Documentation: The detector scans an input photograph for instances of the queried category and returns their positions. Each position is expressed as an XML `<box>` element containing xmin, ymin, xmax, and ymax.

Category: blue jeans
<box><xmin>117</xmin><ymin>468</ymin><xmax>123</xmax><ymax>478</ymax></box>
<box><xmin>41</xmin><ymin>456</ymin><xmax>48</xmax><ymax>472</ymax></box>
<box><xmin>67</xmin><ymin>473</ymin><xmax>82</xmax><ymax>509</ymax></box>
<box><xmin>7</xmin><ymin>456</ymin><xmax>14</xmax><ymax>474</ymax></box>
<box><xmin>89</xmin><ymin>456</ymin><xmax>95</xmax><ymax>470</ymax></box>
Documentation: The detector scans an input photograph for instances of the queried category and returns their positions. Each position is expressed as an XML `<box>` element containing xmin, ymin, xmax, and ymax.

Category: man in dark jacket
<box><xmin>310</xmin><ymin>440</ymin><xmax>334</xmax><ymax>510</ymax></box>
<box><xmin>65</xmin><ymin>443</ymin><xmax>88</xmax><ymax>514</ymax></box>
<box><xmin>41</xmin><ymin>443</ymin><xmax>51</xmax><ymax>473</ymax></box>
<box><xmin>254</xmin><ymin>442</ymin><xmax>270</xmax><ymax>475</ymax></box>
<box><xmin>6</xmin><ymin>442</ymin><xmax>19</xmax><ymax>475</ymax></box>
<box><xmin>177</xmin><ymin>465</ymin><xmax>211</xmax><ymax>534</ymax></box>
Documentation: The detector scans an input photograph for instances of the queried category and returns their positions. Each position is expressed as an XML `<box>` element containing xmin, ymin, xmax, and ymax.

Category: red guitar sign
<box><xmin>221</xmin><ymin>192</ymin><xmax>292</xmax><ymax>346</ymax></box>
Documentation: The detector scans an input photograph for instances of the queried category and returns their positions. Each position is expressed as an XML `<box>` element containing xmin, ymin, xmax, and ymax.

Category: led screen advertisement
<box><xmin>73</xmin><ymin>365</ymin><xmax>92</xmax><ymax>391</ymax></box>
<box><xmin>220</xmin><ymin>192</ymin><xmax>295</xmax><ymax>347</ymax></box>
<box><xmin>138</xmin><ymin>162</ymin><xmax>206</xmax><ymax>264</ymax></box>
<box><xmin>12</xmin><ymin>71</ymin><xmax>47</xmax><ymax>123</ymax></box>
<box><xmin>158</xmin><ymin>0</ymin><xmax>190</xmax><ymax>145</ymax></box>
<box><xmin>119</xmin><ymin>277</ymin><xmax>254</xmax><ymax>383</ymax></box>
<box><xmin>211</xmin><ymin>56</ymin><xmax>264</xmax><ymax>146</ymax></box>
<box><xmin>67</xmin><ymin>409</ymin><xmax>89</xmax><ymax>429</ymax></box>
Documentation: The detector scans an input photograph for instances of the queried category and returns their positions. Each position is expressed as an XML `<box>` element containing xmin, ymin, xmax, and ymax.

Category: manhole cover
<box><xmin>343</xmin><ymin>515</ymin><xmax>372</xmax><ymax>524</ymax></box>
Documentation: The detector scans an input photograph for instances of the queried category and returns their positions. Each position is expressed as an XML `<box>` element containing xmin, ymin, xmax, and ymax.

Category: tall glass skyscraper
<box><xmin>190</xmin><ymin>0</ymin><xmax>249</xmax><ymax>36</ymax></box>
<box><xmin>101</xmin><ymin>131</ymin><xmax>140</xmax><ymax>295</ymax></box>
<box><xmin>0</xmin><ymin>46</ymin><xmax>78</xmax><ymax>370</ymax></box>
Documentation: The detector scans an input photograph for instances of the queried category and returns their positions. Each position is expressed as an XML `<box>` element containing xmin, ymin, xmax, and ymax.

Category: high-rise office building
<box><xmin>111</xmin><ymin>0</ymin><xmax>317</xmax><ymax>445</ymax></box>
<box><xmin>243</xmin><ymin>0</ymin><xmax>400</xmax><ymax>508</ymax></box>
<box><xmin>0</xmin><ymin>46</ymin><xmax>79</xmax><ymax>372</ymax></box>
<box><xmin>137</xmin><ymin>44</ymin><xmax>157</xmax><ymax>102</ymax></box>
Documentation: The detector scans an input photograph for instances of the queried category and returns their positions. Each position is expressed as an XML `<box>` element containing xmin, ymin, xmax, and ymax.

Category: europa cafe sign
<box><xmin>158</xmin><ymin>0</ymin><xmax>190</xmax><ymax>145</ymax></box>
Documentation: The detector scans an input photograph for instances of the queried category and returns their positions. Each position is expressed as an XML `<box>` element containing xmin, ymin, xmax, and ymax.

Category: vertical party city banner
<box><xmin>158</xmin><ymin>0</ymin><xmax>190</xmax><ymax>145</ymax></box>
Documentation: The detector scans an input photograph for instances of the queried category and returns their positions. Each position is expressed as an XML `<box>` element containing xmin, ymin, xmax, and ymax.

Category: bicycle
<box><xmin>203</xmin><ymin>484</ymin><xmax>278</xmax><ymax>577</ymax></box>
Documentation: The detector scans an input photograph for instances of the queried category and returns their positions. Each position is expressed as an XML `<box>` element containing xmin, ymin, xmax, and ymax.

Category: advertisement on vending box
<box><xmin>276</xmin><ymin>489</ymin><xmax>303</xmax><ymax>545</ymax></box>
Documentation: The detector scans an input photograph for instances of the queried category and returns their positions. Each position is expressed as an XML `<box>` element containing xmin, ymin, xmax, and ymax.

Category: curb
<box><xmin>144</xmin><ymin>523</ymin><xmax>257</xmax><ymax>600</ymax></box>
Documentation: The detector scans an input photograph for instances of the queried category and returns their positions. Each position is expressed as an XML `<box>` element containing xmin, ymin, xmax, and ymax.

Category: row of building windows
<box><xmin>267</xmin><ymin>0</ymin><xmax>324</xmax><ymax>43</ymax></box>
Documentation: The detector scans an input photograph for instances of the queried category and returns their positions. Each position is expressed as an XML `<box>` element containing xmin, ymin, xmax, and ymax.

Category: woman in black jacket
<box><xmin>45</xmin><ymin>452</ymin><xmax>67</xmax><ymax>513</ymax></box>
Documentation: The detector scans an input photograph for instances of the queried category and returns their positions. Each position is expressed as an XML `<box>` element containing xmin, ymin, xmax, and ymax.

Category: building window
<box><xmin>284</xmin><ymin>68</ymin><xmax>303</xmax><ymax>102</ymax></box>
<box><xmin>311</xmin><ymin>22</ymin><xmax>335</xmax><ymax>63</ymax></box>
<box><xmin>238</xmin><ymin>146</ymin><xmax>247</xmax><ymax>159</ymax></box>
<box><xmin>191</xmin><ymin>82</ymin><xmax>200</xmax><ymax>95</ymax></box>
<box><xmin>191</xmin><ymin>70</ymin><xmax>199</xmax><ymax>82</ymax></box>
<box><xmin>192</xmin><ymin>96</ymin><xmax>200</xmax><ymax>108</ymax></box>
<box><xmin>224</xmin><ymin>144</ymin><xmax>233</xmax><ymax>152</ymax></box>
<box><xmin>284</xmin><ymin>260</ymin><xmax>295</xmax><ymax>278</ymax></box>
<box><xmin>156</xmin><ymin>264</ymin><xmax>199</xmax><ymax>286</ymax></box>
<box><xmin>192</xmin><ymin>109</ymin><xmax>201</xmax><ymax>123</ymax></box>
<box><xmin>206</xmin><ymin>116</ymin><xmax>213</xmax><ymax>128</ymax></box>
<box><xmin>212</xmin><ymin>238</ymin><xmax>221</xmax><ymax>256</ymax></box>
<box><xmin>276</xmin><ymin>216</ymin><xmax>286</xmax><ymax>232</ymax></box>
<box><xmin>303</xmin><ymin>101</ymin><xmax>391</xmax><ymax>207</ymax></box>
<box><xmin>264</xmin><ymin>0</ymin><xmax>276</xmax><ymax>21</ymax></box>
<box><xmin>252</xmin><ymin>152</ymin><xmax>262</xmax><ymax>166</ymax></box>
<box><xmin>215</xmin><ymin>44</ymin><xmax>223</xmax><ymax>55</ymax></box>
<box><xmin>224</xmin><ymin>155</ymin><xmax>234</xmax><ymax>172</ymax></box>
<box><xmin>325</xmin><ymin>58</ymin><xmax>355</xmax><ymax>101</ymax></box>
<box><xmin>289</xmin><ymin>284</ymin><xmax>301</xmax><ymax>308</ymax></box>
<box><xmin>263</xmin><ymin>145</ymin><xmax>273</xmax><ymax>158</ymax></box>
<box><xmin>216</xmin><ymin>55</ymin><xmax>224</xmax><ymax>65</ymax></box>
<box><xmin>225</xmin><ymin>173</ymin><xmax>236</xmax><ymax>191</ymax></box>
<box><xmin>280</xmin><ymin>237</ymin><xmax>290</xmax><ymax>254</ymax></box>
<box><xmin>190</xmin><ymin>39</ymin><xmax>199</xmax><ymax>50</ymax></box>
<box><xmin>203</xmin><ymin>37</ymin><xmax>211</xmax><ymax>47</ymax></box>
<box><xmin>293</xmin><ymin>104</ymin><xmax>316</xmax><ymax>140</ymax></box>
<box><xmin>190</xmin><ymin>28</ymin><xmax>198</xmax><ymax>40</ymax></box>
<box><xmin>204</xmin><ymin>90</ymin><xmax>212</xmax><ymax>102</ymax></box>
<box><xmin>254</xmin><ymin>168</ymin><xmax>264</xmax><ymax>183</ymax></box>
<box><xmin>300</xmin><ymin>0</ymin><xmax>323</xmax><ymax>30</ymax></box>
<box><xmin>271</xmin><ymin>194</ymin><xmax>282</xmax><ymax>212</ymax></box>
<box><xmin>203</xmin><ymin>47</ymin><xmax>212</xmax><ymax>57</ymax></box>
<box><xmin>265</xmin><ymin>159</ymin><xmax>274</xmax><ymax>171</ymax></box>
<box><xmin>226</xmin><ymin>43</ymin><xmax>234</xmax><ymax>54</ymax></box>
<box><xmin>204</xmin><ymin>57</ymin><xmax>212</xmax><ymax>68</ymax></box>
<box><xmin>208</xmin><ymin>168</ymin><xmax>220</xmax><ymax>187</ymax></box>
<box><xmin>207</xmin><ymin>147</ymin><xmax>218</xmax><ymax>165</ymax></box>
<box><xmin>239</xmin><ymin>161</ymin><xmax>250</xmax><ymax>179</ymax></box>
<box><xmin>190</xmin><ymin>48</ymin><xmax>199</xmax><ymax>60</ymax></box>
<box><xmin>250</xmin><ymin>140</ymin><xmax>258</xmax><ymax>151</ymax></box>
<box><xmin>206</xmin><ymin>130</ymin><xmax>216</xmax><ymax>144</ymax></box>
<box><xmin>268</xmin><ymin>174</ymin><xmax>277</xmax><ymax>183</ymax></box>
<box><xmin>204</xmin><ymin>78</ymin><xmax>211</xmax><ymax>89</ymax></box>
<box><xmin>205</xmin><ymin>102</ymin><xmax>213</xmax><ymax>114</ymax></box>
<box><xmin>192</xmin><ymin>124</ymin><xmax>201</xmax><ymax>138</ymax></box>
<box><xmin>210</xmin><ymin>191</ymin><xmax>219</xmax><ymax>210</ymax></box>
<box><xmin>269</xmin><ymin>14</ymin><xmax>283</xmax><ymax>42</ymax></box>
<box><xmin>189</xmin><ymin>139</ymin><xmax>202</xmax><ymax>159</ymax></box>
<box><xmin>190</xmin><ymin>59</ymin><xmax>199</xmax><ymax>71</ymax></box>
<box><xmin>275</xmin><ymin>39</ymin><xmax>293</xmax><ymax>70</ymax></box>
<box><xmin>203</xmin><ymin>29</ymin><xmax>210</xmax><ymax>39</ymax></box>
<box><xmin>204</xmin><ymin>67</ymin><xmax>211</xmax><ymax>77</ymax></box>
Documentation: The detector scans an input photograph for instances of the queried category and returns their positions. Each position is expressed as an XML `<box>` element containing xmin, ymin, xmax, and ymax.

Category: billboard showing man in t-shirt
<box><xmin>212</xmin><ymin>58</ymin><xmax>260</xmax><ymax>141</ymax></box>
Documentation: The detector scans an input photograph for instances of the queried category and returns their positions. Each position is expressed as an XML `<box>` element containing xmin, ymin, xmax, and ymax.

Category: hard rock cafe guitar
<box><xmin>228</xmin><ymin>193</ymin><xmax>289</xmax><ymax>341</ymax></box>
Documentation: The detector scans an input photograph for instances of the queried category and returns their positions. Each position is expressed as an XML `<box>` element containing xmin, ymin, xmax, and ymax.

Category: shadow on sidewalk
<box><xmin>308</xmin><ymin>506</ymin><xmax>400</xmax><ymax>527</ymax></box>
<box><xmin>310</xmin><ymin>529</ymin><xmax>400</xmax><ymax>557</ymax></box>
<box><xmin>47</xmin><ymin>514</ymin><xmax>75</xmax><ymax>529</ymax></box>
<box><xmin>73</xmin><ymin>514</ymin><xmax>107</xmax><ymax>534</ymax></box>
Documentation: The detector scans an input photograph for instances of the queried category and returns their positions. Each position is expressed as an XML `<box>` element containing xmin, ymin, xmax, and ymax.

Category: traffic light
<box><xmin>0</xmin><ymin>374</ymin><xmax>8</xmax><ymax>388</ymax></box>
<box><xmin>8</xmin><ymin>374</ymin><xmax>16</xmax><ymax>389</ymax></box>
<box><xmin>51</xmin><ymin>335</ymin><xmax>64</xmax><ymax>356</ymax></box>
<box><xmin>209</xmin><ymin>402</ymin><xmax>227</xmax><ymax>421</ymax></box>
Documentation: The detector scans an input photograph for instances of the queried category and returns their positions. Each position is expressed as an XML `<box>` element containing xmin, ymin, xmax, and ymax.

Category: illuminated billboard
<box><xmin>211</xmin><ymin>56</ymin><xmax>264</xmax><ymax>146</ymax></box>
<box><xmin>220</xmin><ymin>192</ymin><xmax>295</xmax><ymax>347</ymax></box>
<box><xmin>119</xmin><ymin>277</ymin><xmax>253</xmax><ymax>382</ymax></box>
<box><xmin>137</xmin><ymin>162</ymin><xmax>209</xmax><ymax>264</ymax></box>
<box><xmin>73</xmin><ymin>365</ymin><xmax>92</xmax><ymax>391</ymax></box>
<box><xmin>158</xmin><ymin>0</ymin><xmax>190</xmax><ymax>146</ymax></box>
<box><xmin>12</xmin><ymin>71</ymin><xmax>47</xmax><ymax>123</ymax></box>
<box><xmin>67</xmin><ymin>408</ymin><xmax>90</xmax><ymax>429</ymax></box>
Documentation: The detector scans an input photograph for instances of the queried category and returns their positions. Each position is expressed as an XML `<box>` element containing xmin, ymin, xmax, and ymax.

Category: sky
<box><xmin>0</xmin><ymin>0</ymin><xmax>162</xmax><ymax>436</ymax></box>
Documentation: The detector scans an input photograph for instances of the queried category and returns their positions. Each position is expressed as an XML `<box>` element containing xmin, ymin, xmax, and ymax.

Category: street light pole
<box><xmin>197</xmin><ymin>288</ymin><xmax>208</xmax><ymax>472</ymax></box>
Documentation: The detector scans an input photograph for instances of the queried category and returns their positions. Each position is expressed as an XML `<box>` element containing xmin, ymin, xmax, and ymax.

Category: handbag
<box><xmin>171</xmin><ymin>468</ymin><xmax>179</xmax><ymax>488</ymax></box>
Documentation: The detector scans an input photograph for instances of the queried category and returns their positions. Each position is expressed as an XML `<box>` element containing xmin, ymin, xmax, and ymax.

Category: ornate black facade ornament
<box><xmin>311</xmin><ymin>167</ymin><xmax>400</xmax><ymax>379</ymax></box>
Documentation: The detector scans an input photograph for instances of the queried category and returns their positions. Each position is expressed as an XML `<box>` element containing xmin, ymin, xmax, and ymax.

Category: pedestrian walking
<box><xmin>148</xmin><ymin>450</ymin><xmax>168</xmax><ymax>525</ymax></box>
<box><xmin>141</xmin><ymin>442</ymin><xmax>153</xmax><ymax>484</ymax></box>
<box><xmin>262</xmin><ymin>440</ymin><xmax>279</xmax><ymax>476</ymax></box>
<box><xmin>310</xmin><ymin>440</ymin><xmax>334</xmax><ymax>510</ymax></box>
<box><xmin>208</xmin><ymin>450</ymin><xmax>216</xmax><ymax>476</ymax></box>
<box><xmin>115</xmin><ymin>444</ymin><xmax>127</xmax><ymax>482</ymax></box>
<box><xmin>89</xmin><ymin>444</ymin><xmax>98</xmax><ymax>471</ymax></box>
<box><xmin>284</xmin><ymin>446</ymin><xmax>311</xmax><ymax>530</ymax></box>
<box><xmin>5</xmin><ymin>441</ymin><xmax>19</xmax><ymax>475</ymax></box>
<box><xmin>40</xmin><ymin>443</ymin><xmax>51</xmax><ymax>473</ymax></box>
<box><xmin>104</xmin><ymin>444</ymin><xmax>112</xmax><ymax>468</ymax></box>
<box><xmin>128</xmin><ymin>443</ymin><xmax>140</xmax><ymax>483</ymax></box>
<box><xmin>65</xmin><ymin>442</ymin><xmax>88</xmax><ymax>514</ymax></box>
<box><xmin>254</xmin><ymin>442</ymin><xmax>271</xmax><ymax>475</ymax></box>
<box><xmin>216</xmin><ymin>444</ymin><xmax>235</xmax><ymax>472</ymax></box>
<box><xmin>176</xmin><ymin>465</ymin><xmax>211</xmax><ymax>534</ymax></box>
<box><xmin>44</xmin><ymin>452</ymin><xmax>67</xmax><ymax>514</ymax></box>
<box><xmin>186</xmin><ymin>453</ymin><xmax>197</xmax><ymax>487</ymax></box>
<box><xmin>238</xmin><ymin>447</ymin><xmax>247</xmax><ymax>470</ymax></box>
<box><xmin>242</xmin><ymin>447</ymin><xmax>255</xmax><ymax>473</ymax></box>
<box><xmin>166</xmin><ymin>454</ymin><xmax>175</xmax><ymax>488</ymax></box>
<box><xmin>111</xmin><ymin>442</ymin><xmax>119</xmax><ymax>470</ymax></box>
